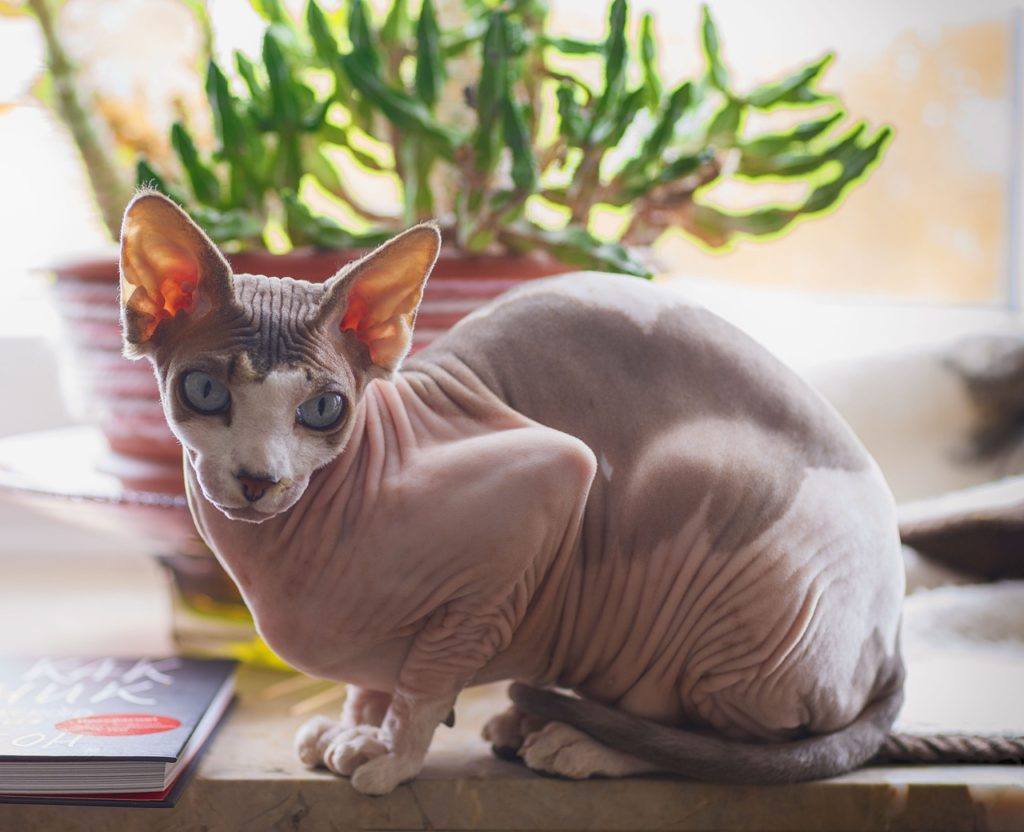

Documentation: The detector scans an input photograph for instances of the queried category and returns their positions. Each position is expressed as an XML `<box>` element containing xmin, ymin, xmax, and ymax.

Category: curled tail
<box><xmin>510</xmin><ymin>673</ymin><xmax>1023</xmax><ymax>783</ymax></box>
<box><xmin>509</xmin><ymin>680</ymin><xmax>904</xmax><ymax>784</ymax></box>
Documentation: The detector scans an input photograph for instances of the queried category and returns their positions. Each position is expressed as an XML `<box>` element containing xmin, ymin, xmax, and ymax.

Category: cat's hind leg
<box><xmin>520</xmin><ymin>721</ymin><xmax>664</xmax><ymax>779</ymax></box>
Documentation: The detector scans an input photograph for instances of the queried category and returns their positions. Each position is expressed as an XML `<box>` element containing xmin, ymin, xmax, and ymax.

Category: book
<box><xmin>0</xmin><ymin>656</ymin><xmax>235</xmax><ymax>807</ymax></box>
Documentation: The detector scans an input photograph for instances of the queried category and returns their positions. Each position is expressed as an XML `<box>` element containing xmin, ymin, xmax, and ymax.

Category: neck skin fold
<box><xmin>278</xmin><ymin>370</ymin><xmax>499</xmax><ymax>535</ymax></box>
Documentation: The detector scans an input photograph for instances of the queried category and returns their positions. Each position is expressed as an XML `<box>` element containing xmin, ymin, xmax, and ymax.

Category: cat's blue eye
<box><xmin>181</xmin><ymin>371</ymin><xmax>230</xmax><ymax>414</ymax></box>
<box><xmin>297</xmin><ymin>392</ymin><xmax>345</xmax><ymax>431</ymax></box>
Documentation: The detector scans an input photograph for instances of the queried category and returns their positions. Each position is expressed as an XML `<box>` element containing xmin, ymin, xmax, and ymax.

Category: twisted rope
<box><xmin>875</xmin><ymin>733</ymin><xmax>1024</xmax><ymax>764</ymax></box>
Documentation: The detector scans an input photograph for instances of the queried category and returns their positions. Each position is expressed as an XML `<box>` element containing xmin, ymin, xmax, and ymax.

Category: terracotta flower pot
<box><xmin>47</xmin><ymin>248</ymin><xmax>572</xmax><ymax>493</ymax></box>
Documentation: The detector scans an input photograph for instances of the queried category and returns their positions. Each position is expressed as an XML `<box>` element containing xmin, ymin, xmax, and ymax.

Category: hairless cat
<box><xmin>119</xmin><ymin>192</ymin><xmax>909</xmax><ymax>795</ymax></box>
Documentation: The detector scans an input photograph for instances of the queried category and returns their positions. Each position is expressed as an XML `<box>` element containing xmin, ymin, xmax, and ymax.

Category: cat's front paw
<box><xmin>349</xmin><ymin>750</ymin><xmax>423</xmax><ymax>795</ymax></box>
<box><xmin>295</xmin><ymin>719</ymin><xmax>417</xmax><ymax>794</ymax></box>
<box><xmin>295</xmin><ymin>715</ymin><xmax>341</xmax><ymax>768</ymax></box>
<box><xmin>295</xmin><ymin>719</ymin><xmax>389</xmax><ymax>776</ymax></box>
<box><xmin>321</xmin><ymin>725</ymin><xmax>390</xmax><ymax>777</ymax></box>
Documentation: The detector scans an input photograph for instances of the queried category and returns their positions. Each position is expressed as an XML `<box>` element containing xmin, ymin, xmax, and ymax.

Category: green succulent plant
<box><xmin>30</xmin><ymin>0</ymin><xmax>892</xmax><ymax>276</ymax></box>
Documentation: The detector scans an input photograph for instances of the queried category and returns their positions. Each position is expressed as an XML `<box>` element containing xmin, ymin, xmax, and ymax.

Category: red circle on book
<box><xmin>55</xmin><ymin>714</ymin><xmax>182</xmax><ymax>736</ymax></box>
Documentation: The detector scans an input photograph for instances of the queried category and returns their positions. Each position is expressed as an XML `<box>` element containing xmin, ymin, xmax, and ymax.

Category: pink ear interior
<box><xmin>339</xmin><ymin>277</ymin><xmax>408</xmax><ymax>366</ymax></box>
<box><xmin>122</xmin><ymin>238</ymin><xmax>200</xmax><ymax>342</ymax></box>
<box><xmin>331</xmin><ymin>224</ymin><xmax>440</xmax><ymax>369</ymax></box>
<box><xmin>120</xmin><ymin>193</ymin><xmax>231</xmax><ymax>347</ymax></box>
<box><xmin>154</xmin><ymin>254</ymin><xmax>199</xmax><ymax>317</ymax></box>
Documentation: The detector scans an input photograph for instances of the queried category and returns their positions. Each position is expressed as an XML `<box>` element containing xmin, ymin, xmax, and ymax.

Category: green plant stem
<box><xmin>621</xmin><ymin>155</ymin><xmax>721</xmax><ymax>245</ymax></box>
<box><xmin>544</xmin><ymin>70</ymin><xmax>593</xmax><ymax>103</ymax></box>
<box><xmin>537</xmin><ymin>138</ymin><xmax>566</xmax><ymax>174</ymax></box>
<box><xmin>28</xmin><ymin>0</ymin><xmax>132</xmax><ymax>241</ymax></box>
<box><xmin>462</xmin><ymin>187</ymin><xmax>531</xmax><ymax>249</ymax></box>
<box><xmin>567</xmin><ymin>147</ymin><xmax>603</xmax><ymax>224</ymax></box>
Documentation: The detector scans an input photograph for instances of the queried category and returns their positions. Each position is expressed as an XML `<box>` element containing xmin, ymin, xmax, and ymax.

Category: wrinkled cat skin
<box><xmin>120</xmin><ymin>193</ymin><xmax>904</xmax><ymax>795</ymax></box>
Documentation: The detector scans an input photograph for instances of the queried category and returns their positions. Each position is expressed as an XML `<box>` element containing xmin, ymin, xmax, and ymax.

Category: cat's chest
<box><xmin>196</xmin><ymin>472</ymin><xmax>460</xmax><ymax>678</ymax></box>
<box><xmin>216</xmin><ymin>526</ymin><xmax>420</xmax><ymax>682</ymax></box>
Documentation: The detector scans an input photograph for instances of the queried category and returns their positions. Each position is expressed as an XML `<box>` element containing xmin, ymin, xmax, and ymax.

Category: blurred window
<box><xmin>591</xmin><ymin>0</ymin><xmax>1021</xmax><ymax>306</ymax></box>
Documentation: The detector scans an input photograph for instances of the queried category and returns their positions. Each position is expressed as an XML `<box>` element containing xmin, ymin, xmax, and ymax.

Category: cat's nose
<box><xmin>235</xmin><ymin>471</ymin><xmax>278</xmax><ymax>503</ymax></box>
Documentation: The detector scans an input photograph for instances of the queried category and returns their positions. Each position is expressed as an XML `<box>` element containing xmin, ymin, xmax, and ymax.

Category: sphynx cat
<box><xmin>119</xmin><ymin>192</ymin><xmax>904</xmax><ymax>795</ymax></box>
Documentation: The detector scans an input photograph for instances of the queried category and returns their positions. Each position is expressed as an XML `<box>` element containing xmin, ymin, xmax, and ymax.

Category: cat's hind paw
<box><xmin>482</xmin><ymin>703</ymin><xmax>546</xmax><ymax>760</ymax></box>
<box><xmin>520</xmin><ymin>721</ymin><xmax>659</xmax><ymax>779</ymax></box>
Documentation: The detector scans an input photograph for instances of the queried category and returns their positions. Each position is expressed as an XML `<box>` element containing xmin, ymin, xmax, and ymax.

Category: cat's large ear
<box><xmin>119</xmin><ymin>191</ymin><xmax>232</xmax><ymax>357</ymax></box>
<box><xmin>318</xmin><ymin>223</ymin><xmax>441</xmax><ymax>374</ymax></box>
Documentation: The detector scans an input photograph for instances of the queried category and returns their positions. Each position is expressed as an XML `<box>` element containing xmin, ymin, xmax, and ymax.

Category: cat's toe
<box><xmin>294</xmin><ymin>715</ymin><xmax>341</xmax><ymax>768</ymax></box>
<box><xmin>322</xmin><ymin>725</ymin><xmax>389</xmax><ymax>777</ymax></box>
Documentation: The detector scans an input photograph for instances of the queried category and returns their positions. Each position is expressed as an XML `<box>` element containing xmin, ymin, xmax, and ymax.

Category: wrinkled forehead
<box><xmin>229</xmin><ymin>273</ymin><xmax>328</xmax><ymax>372</ymax></box>
<box><xmin>154</xmin><ymin>273</ymin><xmax>354</xmax><ymax>380</ymax></box>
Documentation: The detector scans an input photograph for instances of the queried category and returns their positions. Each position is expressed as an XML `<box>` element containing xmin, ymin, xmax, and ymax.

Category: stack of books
<box><xmin>0</xmin><ymin>656</ymin><xmax>235</xmax><ymax>807</ymax></box>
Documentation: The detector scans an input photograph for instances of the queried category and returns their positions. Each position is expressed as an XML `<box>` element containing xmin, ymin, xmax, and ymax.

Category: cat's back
<box><xmin>410</xmin><ymin>272</ymin><xmax>866</xmax><ymax>477</ymax></box>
